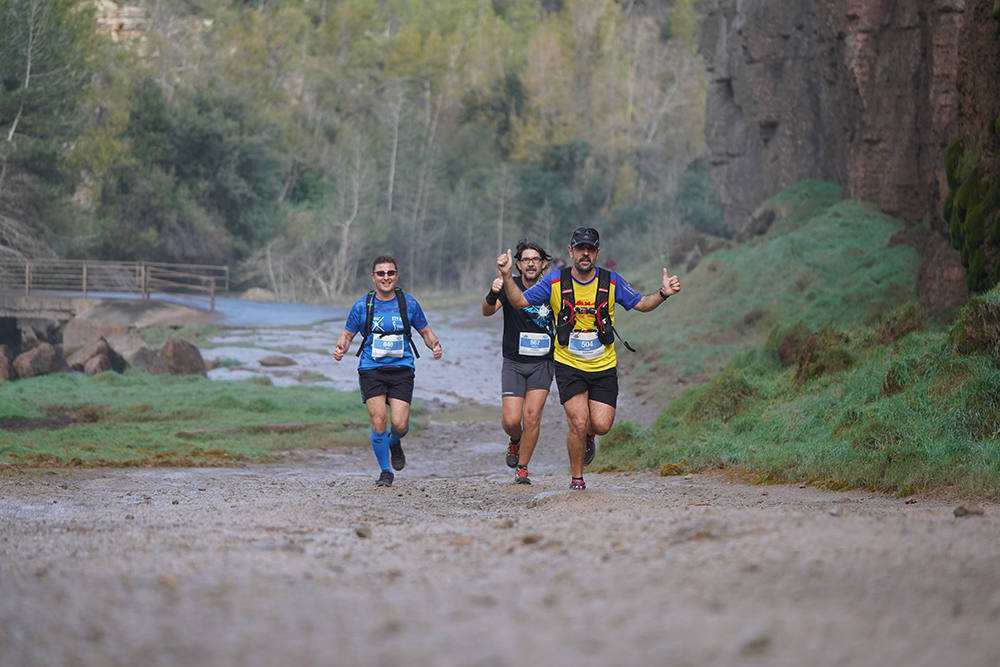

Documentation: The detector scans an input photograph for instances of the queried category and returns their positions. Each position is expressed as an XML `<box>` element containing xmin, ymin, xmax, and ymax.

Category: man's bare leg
<box><xmin>563</xmin><ymin>392</ymin><xmax>591</xmax><ymax>478</ymax></box>
<box><xmin>564</xmin><ymin>395</ymin><xmax>616</xmax><ymax>478</ymax></box>
<box><xmin>501</xmin><ymin>395</ymin><xmax>525</xmax><ymax>443</ymax></box>
<box><xmin>517</xmin><ymin>388</ymin><xmax>549</xmax><ymax>467</ymax></box>
<box><xmin>588</xmin><ymin>399</ymin><xmax>616</xmax><ymax>436</ymax></box>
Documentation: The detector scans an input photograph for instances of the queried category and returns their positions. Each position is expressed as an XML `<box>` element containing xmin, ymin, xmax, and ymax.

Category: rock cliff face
<box><xmin>957</xmin><ymin>2</ymin><xmax>1000</xmax><ymax>182</ymax></box>
<box><xmin>698</xmin><ymin>0</ymin><xmax>995</xmax><ymax>308</ymax></box>
<box><xmin>699</xmin><ymin>0</ymin><xmax>965</xmax><ymax>230</ymax></box>
<box><xmin>94</xmin><ymin>0</ymin><xmax>148</xmax><ymax>41</ymax></box>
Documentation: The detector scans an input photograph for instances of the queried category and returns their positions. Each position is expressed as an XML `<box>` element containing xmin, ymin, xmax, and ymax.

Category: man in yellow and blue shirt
<box><xmin>497</xmin><ymin>227</ymin><xmax>681</xmax><ymax>490</ymax></box>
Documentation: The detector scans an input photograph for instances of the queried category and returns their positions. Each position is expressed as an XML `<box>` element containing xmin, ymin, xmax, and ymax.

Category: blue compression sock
<box><xmin>389</xmin><ymin>424</ymin><xmax>409</xmax><ymax>448</ymax></box>
<box><xmin>371</xmin><ymin>429</ymin><xmax>390</xmax><ymax>471</ymax></box>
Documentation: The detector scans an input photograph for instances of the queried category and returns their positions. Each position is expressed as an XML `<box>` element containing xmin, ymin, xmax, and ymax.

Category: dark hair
<box><xmin>371</xmin><ymin>255</ymin><xmax>397</xmax><ymax>273</ymax></box>
<box><xmin>514</xmin><ymin>239</ymin><xmax>551</xmax><ymax>263</ymax></box>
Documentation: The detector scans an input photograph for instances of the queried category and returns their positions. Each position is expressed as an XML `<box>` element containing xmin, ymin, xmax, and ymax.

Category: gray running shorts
<box><xmin>501</xmin><ymin>358</ymin><xmax>554</xmax><ymax>398</ymax></box>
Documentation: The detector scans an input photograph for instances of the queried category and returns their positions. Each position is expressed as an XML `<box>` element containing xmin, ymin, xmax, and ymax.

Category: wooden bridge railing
<box><xmin>0</xmin><ymin>258</ymin><xmax>229</xmax><ymax>310</ymax></box>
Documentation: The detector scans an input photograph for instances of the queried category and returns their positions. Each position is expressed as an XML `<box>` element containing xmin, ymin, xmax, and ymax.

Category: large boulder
<box><xmin>160</xmin><ymin>338</ymin><xmax>207</xmax><ymax>376</ymax></box>
<box><xmin>106</xmin><ymin>333</ymin><xmax>169</xmax><ymax>374</ymax></box>
<box><xmin>61</xmin><ymin>318</ymin><xmax>129</xmax><ymax>357</ymax></box>
<box><xmin>18</xmin><ymin>318</ymin><xmax>63</xmax><ymax>350</ymax></box>
<box><xmin>84</xmin><ymin>353</ymin><xmax>114</xmax><ymax>375</ymax></box>
<box><xmin>13</xmin><ymin>343</ymin><xmax>71</xmax><ymax>379</ymax></box>
<box><xmin>66</xmin><ymin>337</ymin><xmax>127</xmax><ymax>374</ymax></box>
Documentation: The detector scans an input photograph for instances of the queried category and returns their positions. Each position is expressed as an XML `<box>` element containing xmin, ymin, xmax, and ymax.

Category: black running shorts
<box><xmin>554</xmin><ymin>361</ymin><xmax>618</xmax><ymax>407</ymax></box>
<box><xmin>358</xmin><ymin>366</ymin><xmax>415</xmax><ymax>403</ymax></box>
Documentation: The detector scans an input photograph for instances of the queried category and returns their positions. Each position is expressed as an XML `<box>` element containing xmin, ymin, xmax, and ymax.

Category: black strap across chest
<box><xmin>555</xmin><ymin>267</ymin><xmax>634</xmax><ymax>351</ymax></box>
<box><xmin>357</xmin><ymin>288</ymin><xmax>420</xmax><ymax>358</ymax></box>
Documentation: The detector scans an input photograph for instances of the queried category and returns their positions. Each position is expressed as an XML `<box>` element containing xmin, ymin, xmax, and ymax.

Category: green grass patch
<box><xmin>0</xmin><ymin>370</ymin><xmax>370</xmax><ymax>467</ymax></box>
<box><xmin>601</xmin><ymin>180</ymin><xmax>999</xmax><ymax>498</ymax></box>
<box><xmin>602</xmin><ymin>290</ymin><xmax>1000</xmax><ymax>498</ymax></box>
<box><xmin>617</xmin><ymin>180</ymin><xmax>920</xmax><ymax>398</ymax></box>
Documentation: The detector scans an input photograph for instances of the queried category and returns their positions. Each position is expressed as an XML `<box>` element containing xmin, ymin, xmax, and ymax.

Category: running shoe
<box><xmin>584</xmin><ymin>433</ymin><xmax>596</xmax><ymax>466</ymax></box>
<box><xmin>515</xmin><ymin>466</ymin><xmax>531</xmax><ymax>485</ymax></box>
<box><xmin>505</xmin><ymin>439</ymin><xmax>520</xmax><ymax>468</ymax></box>
<box><xmin>389</xmin><ymin>442</ymin><xmax>406</xmax><ymax>471</ymax></box>
<box><xmin>375</xmin><ymin>470</ymin><xmax>394</xmax><ymax>487</ymax></box>
<box><xmin>570</xmin><ymin>477</ymin><xmax>586</xmax><ymax>490</ymax></box>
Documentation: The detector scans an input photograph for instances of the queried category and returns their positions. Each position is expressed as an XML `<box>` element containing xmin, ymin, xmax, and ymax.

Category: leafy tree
<box><xmin>90</xmin><ymin>77</ymin><xmax>285</xmax><ymax>263</ymax></box>
<box><xmin>0</xmin><ymin>0</ymin><xmax>96</xmax><ymax>256</ymax></box>
<box><xmin>4</xmin><ymin>0</ymin><xmax>712</xmax><ymax>294</ymax></box>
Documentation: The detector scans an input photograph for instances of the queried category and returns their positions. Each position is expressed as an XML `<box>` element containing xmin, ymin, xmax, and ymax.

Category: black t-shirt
<box><xmin>498</xmin><ymin>275</ymin><xmax>554</xmax><ymax>362</ymax></box>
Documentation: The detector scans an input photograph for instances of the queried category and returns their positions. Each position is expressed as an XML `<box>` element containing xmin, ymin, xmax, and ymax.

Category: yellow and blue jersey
<box><xmin>522</xmin><ymin>269</ymin><xmax>641</xmax><ymax>371</ymax></box>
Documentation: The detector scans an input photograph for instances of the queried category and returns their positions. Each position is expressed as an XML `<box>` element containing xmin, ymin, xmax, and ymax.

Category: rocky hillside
<box><xmin>699</xmin><ymin>0</ymin><xmax>1000</xmax><ymax>310</ymax></box>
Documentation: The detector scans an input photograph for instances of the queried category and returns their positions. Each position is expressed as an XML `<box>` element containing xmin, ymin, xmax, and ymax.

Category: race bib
<box><xmin>518</xmin><ymin>332</ymin><xmax>551</xmax><ymax>356</ymax></box>
<box><xmin>568</xmin><ymin>331</ymin><xmax>604</xmax><ymax>360</ymax></box>
<box><xmin>372</xmin><ymin>334</ymin><xmax>404</xmax><ymax>359</ymax></box>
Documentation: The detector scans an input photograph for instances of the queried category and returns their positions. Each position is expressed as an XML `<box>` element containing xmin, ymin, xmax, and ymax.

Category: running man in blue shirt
<box><xmin>332</xmin><ymin>255</ymin><xmax>443</xmax><ymax>487</ymax></box>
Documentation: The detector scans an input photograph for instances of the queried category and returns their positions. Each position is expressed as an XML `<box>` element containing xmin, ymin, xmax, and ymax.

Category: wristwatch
<box><xmin>658</xmin><ymin>288</ymin><xmax>668</xmax><ymax>300</ymax></box>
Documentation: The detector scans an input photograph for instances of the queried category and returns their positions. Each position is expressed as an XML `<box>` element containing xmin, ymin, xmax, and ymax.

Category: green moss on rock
<box><xmin>944</xmin><ymin>138</ymin><xmax>1000</xmax><ymax>292</ymax></box>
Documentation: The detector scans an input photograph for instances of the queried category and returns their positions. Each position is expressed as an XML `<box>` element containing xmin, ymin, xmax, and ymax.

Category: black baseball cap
<box><xmin>569</xmin><ymin>227</ymin><xmax>600</xmax><ymax>248</ymax></box>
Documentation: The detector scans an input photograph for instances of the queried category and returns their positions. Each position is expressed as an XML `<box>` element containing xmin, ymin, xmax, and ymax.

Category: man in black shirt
<box><xmin>483</xmin><ymin>239</ymin><xmax>554</xmax><ymax>484</ymax></box>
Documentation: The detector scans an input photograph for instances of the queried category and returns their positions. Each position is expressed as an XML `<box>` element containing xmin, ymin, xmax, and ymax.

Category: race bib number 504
<box><xmin>567</xmin><ymin>331</ymin><xmax>604</xmax><ymax>360</ymax></box>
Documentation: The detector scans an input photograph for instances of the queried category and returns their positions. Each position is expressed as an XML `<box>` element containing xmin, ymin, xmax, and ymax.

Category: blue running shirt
<box><xmin>345</xmin><ymin>292</ymin><xmax>429</xmax><ymax>370</ymax></box>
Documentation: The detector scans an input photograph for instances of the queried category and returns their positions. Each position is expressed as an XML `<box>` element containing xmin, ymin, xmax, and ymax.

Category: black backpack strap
<box><xmin>595</xmin><ymin>268</ymin><xmax>636</xmax><ymax>352</ymax></box>
<box><xmin>556</xmin><ymin>267</ymin><xmax>575</xmax><ymax>346</ymax></box>
<box><xmin>355</xmin><ymin>290</ymin><xmax>376</xmax><ymax>357</ymax></box>
<box><xmin>395</xmin><ymin>288</ymin><xmax>419</xmax><ymax>359</ymax></box>
<box><xmin>595</xmin><ymin>268</ymin><xmax>613</xmax><ymax>345</ymax></box>
<box><xmin>614</xmin><ymin>325</ymin><xmax>637</xmax><ymax>352</ymax></box>
<box><xmin>356</xmin><ymin>288</ymin><xmax>420</xmax><ymax>358</ymax></box>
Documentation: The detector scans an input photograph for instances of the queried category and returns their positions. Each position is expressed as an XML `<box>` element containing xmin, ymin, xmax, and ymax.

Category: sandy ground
<box><xmin>2</xmin><ymin>301</ymin><xmax>1000</xmax><ymax>666</ymax></box>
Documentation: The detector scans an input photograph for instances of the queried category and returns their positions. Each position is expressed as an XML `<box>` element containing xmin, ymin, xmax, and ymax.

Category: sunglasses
<box><xmin>374</xmin><ymin>270</ymin><xmax>397</xmax><ymax>277</ymax></box>
<box><xmin>518</xmin><ymin>256</ymin><xmax>543</xmax><ymax>263</ymax></box>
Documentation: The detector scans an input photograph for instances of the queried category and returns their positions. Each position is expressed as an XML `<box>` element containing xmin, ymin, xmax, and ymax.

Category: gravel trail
<box><xmin>2</xmin><ymin>302</ymin><xmax>999</xmax><ymax>666</ymax></box>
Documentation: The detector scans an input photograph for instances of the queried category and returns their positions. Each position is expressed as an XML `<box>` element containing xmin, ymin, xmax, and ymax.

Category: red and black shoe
<box><xmin>505</xmin><ymin>438</ymin><xmax>520</xmax><ymax>468</ymax></box>
<box><xmin>514</xmin><ymin>465</ymin><xmax>531</xmax><ymax>485</ymax></box>
<box><xmin>570</xmin><ymin>477</ymin><xmax>586</xmax><ymax>490</ymax></box>
<box><xmin>375</xmin><ymin>470</ymin><xmax>394</xmax><ymax>487</ymax></box>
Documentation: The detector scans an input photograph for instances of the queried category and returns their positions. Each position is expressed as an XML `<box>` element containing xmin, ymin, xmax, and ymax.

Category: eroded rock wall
<box><xmin>699</xmin><ymin>0</ymin><xmax>981</xmax><ymax>309</ymax></box>
<box><xmin>699</xmin><ymin>0</ymin><xmax>965</xmax><ymax>231</ymax></box>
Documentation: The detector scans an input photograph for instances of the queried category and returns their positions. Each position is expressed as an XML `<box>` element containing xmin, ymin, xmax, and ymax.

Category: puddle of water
<box><xmin>200</xmin><ymin>302</ymin><xmax>659</xmax><ymax>424</ymax></box>
<box><xmin>205</xmin><ymin>310</ymin><xmax>503</xmax><ymax>404</ymax></box>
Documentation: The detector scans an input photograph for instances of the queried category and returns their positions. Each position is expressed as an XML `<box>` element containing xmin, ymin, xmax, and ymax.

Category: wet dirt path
<box><xmin>2</xmin><ymin>303</ymin><xmax>999</xmax><ymax>666</ymax></box>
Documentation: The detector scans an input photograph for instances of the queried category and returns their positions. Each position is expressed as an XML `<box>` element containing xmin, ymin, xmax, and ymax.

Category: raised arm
<box><xmin>496</xmin><ymin>249</ymin><xmax>529</xmax><ymax>309</ymax></box>
<box><xmin>482</xmin><ymin>273</ymin><xmax>503</xmax><ymax>316</ymax></box>
<box><xmin>331</xmin><ymin>329</ymin><xmax>357</xmax><ymax>361</ymax></box>
<box><xmin>417</xmin><ymin>325</ymin><xmax>443</xmax><ymax>359</ymax></box>
<box><xmin>632</xmin><ymin>267</ymin><xmax>682</xmax><ymax>313</ymax></box>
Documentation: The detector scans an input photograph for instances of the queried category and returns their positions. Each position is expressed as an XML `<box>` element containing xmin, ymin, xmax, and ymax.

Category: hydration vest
<box><xmin>555</xmin><ymin>267</ymin><xmax>635</xmax><ymax>352</ymax></box>
<box><xmin>356</xmin><ymin>287</ymin><xmax>420</xmax><ymax>358</ymax></box>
